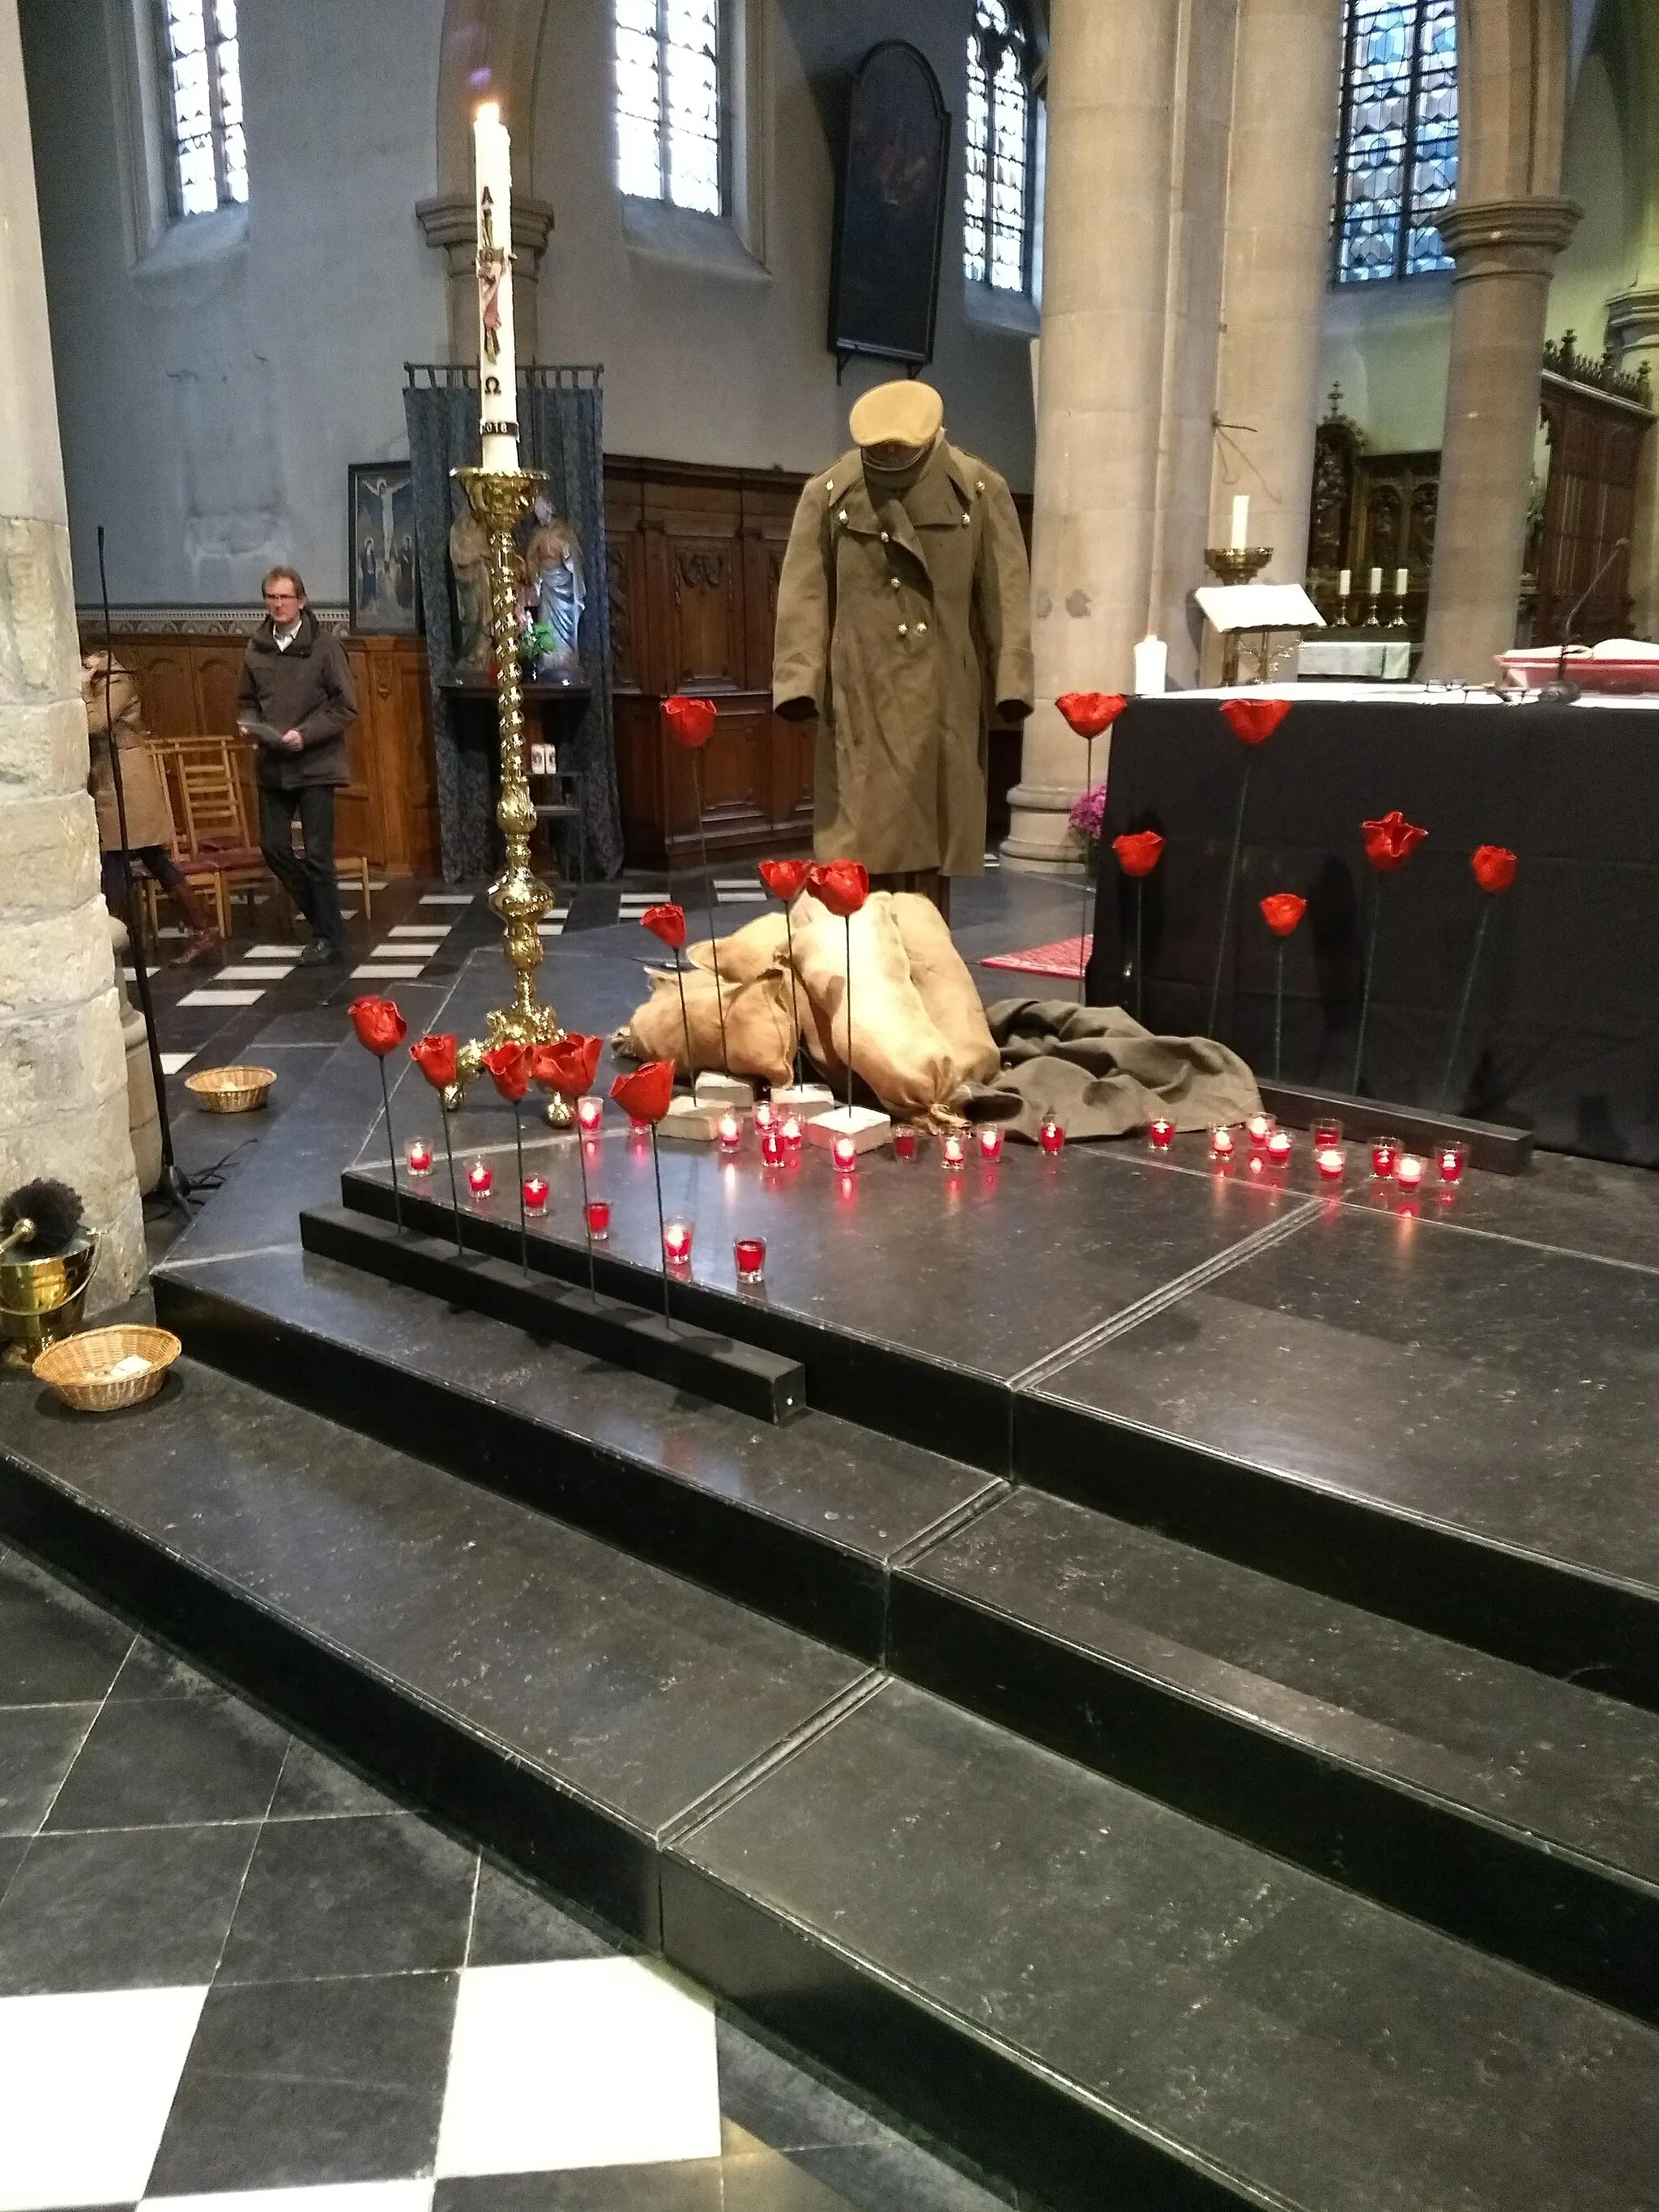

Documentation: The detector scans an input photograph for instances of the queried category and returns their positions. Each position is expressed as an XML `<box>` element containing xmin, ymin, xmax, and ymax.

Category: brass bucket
<box><xmin>0</xmin><ymin>1233</ymin><xmax>100</xmax><ymax>1367</ymax></box>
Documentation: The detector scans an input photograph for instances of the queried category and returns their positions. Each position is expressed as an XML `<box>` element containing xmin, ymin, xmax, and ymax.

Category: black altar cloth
<box><xmin>1086</xmin><ymin>693</ymin><xmax>1659</xmax><ymax>1166</ymax></box>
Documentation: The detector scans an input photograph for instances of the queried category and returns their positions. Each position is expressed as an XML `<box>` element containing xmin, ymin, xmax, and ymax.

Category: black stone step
<box><xmin>152</xmin><ymin>1242</ymin><xmax>1000</xmax><ymax>1664</ymax></box>
<box><xmin>2</xmin><ymin>1362</ymin><xmax>1656</xmax><ymax>2212</ymax></box>
<box><xmin>891</xmin><ymin>1486</ymin><xmax>1659</xmax><ymax>2025</ymax></box>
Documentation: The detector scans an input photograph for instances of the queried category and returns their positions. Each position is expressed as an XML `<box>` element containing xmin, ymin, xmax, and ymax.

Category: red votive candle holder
<box><xmin>832</xmin><ymin>1132</ymin><xmax>859</xmax><ymax>1174</ymax></box>
<box><xmin>584</xmin><ymin>1198</ymin><xmax>610</xmax><ymax>1240</ymax></box>
<box><xmin>893</xmin><ymin>1127</ymin><xmax>919</xmax><ymax>1159</ymax></box>
<box><xmin>978</xmin><ymin>1126</ymin><xmax>1004</xmax><ymax>1162</ymax></box>
<box><xmin>1148</xmin><ymin>1116</ymin><xmax>1176</xmax><ymax>1151</ymax></box>
<box><xmin>467</xmin><ymin>1159</ymin><xmax>493</xmax><ymax>1197</ymax></box>
<box><xmin>759</xmin><ymin>1127</ymin><xmax>785</xmax><ymax>1166</ymax></box>
<box><xmin>1209</xmin><ymin>1125</ymin><xmax>1236</xmax><ymax>1162</ymax></box>
<box><xmin>1266</xmin><ymin>1127</ymin><xmax>1293</xmax><ymax>1166</ymax></box>
<box><xmin>734</xmin><ymin>1235</ymin><xmax>766</xmax><ymax>1285</ymax></box>
<box><xmin>941</xmin><ymin>1132</ymin><xmax>966</xmax><ymax>1171</ymax></box>
<box><xmin>629</xmin><ymin>1119</ymin><xmax>652</xmax><ymax>1140</ymax></box>
<box><xmin>576</xmin><ymin>1094</ymin><xmax>603</xmax><ymax>1136</ymax></box>
<box><xmin>780</xmin><ymin>1115</ymin><xmax>804</xmax><ymax>1157</ymax></box>
<box><xmin>717</xmin><ymin>1110</ymin><xmax>743</xmax><ymax>1156</ymax></box>
<box><xmin>1314</xmin><ymin>1142</ymin><xmax>1346</xmax><ymax>1182</ymax></box>
<box><xmin>1245</xmin><ymin>1112</ymin><xmax>1275</xmax><ymax>1151</ymax></box>
<box><xmin>1437</xmin><ymin>1141</ymin><xmax>1468</xmax><ymax>1185</ymax></box>
<box><xmin>1312</xmin><ymin>1116</ymin><xmax>1344</xmax><ymax>1151</ymax></box>
<box><xmin>406</xmin><ymin>1137</ymin><xmax>433</xmax><ymax>1174</ymax></box>
<box><xmin>522</xmin><ymin>1174</ymin><xmax>549</xmax><ymax>1211</ymax></box>
<box><xmin>663</xmin><ymin>1219</ymin><xmax>694</xmax><ymax>1265</ymax></box>
<box><xmin>1395</xmin><ymin>1153</ymin><xmax>1425</xmax><ymax>1191</ymax></box>
<box><xmin>1038</xmin><ymin>1114</ymin><xmax>1064</xmax><ymax>1156</ymax></box>
<box><xmin>1370</xmin><ymin>1133</ymin><xmax>1401</xmax><ymax>1178</ymax></box>
<box><xmin>753</xmin><ymin>1100</ymin><xmax>776</xmax><ymax>1132</ymax></box>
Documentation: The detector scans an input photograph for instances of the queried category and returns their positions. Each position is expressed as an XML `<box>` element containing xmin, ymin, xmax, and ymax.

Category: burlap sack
<box><xmin>684</xmin><ymin>910</ymin><xmax>793</xmax><ymax>984</ymax></box>
<box><xmin>889</xmin><ymin>893</ymin><xmax>1000</xmax><ymax>1085</ymax></box>
<box><xmin>789</xmin><ymin>889</ymin><xmax>957</xmax><ymax>1115</ymax></box>
<box><xmin>618</xmin><ymin>961</ymin><xmax>797</xmax><ymax>1086</ymax></box>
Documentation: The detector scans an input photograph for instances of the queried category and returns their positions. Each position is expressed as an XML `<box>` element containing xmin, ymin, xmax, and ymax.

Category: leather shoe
<box><xmin>297</xmin><ymin>939</ymin><xmax>343</xmax><ymax>967</ymax></box>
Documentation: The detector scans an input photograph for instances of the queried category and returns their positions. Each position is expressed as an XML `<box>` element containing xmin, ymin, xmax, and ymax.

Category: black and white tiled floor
<box><xmin>0</xmin><ymin>1549</ymin><xmax>1024</xmax><ymax>2212</ymax></box>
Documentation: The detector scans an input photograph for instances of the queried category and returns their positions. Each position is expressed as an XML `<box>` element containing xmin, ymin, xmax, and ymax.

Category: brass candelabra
<box><xmin>446</xmin><ymin>464</ymin><xmax>567</xmax><ymax>1118</ymax></box>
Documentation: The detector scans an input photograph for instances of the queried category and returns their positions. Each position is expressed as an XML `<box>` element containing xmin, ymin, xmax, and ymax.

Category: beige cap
<box><xmin>849</xmin><ymin>379</ymin><xmax>944</xmax><ymax>450</ymax></box>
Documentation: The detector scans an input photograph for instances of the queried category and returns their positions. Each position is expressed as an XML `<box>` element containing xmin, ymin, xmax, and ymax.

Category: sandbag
<box><xmin>789</xmin><ymin>889</ymin><xmax>957</xmax><ymax>1115</ymax></box>
<box><xmin>889</xmin><ymin>893</ymin><xmax>1000</xmax><ymax>1085</ymax></box>
<box><xmin>684</xmin><ymin>910</ymin><xmax>791</xmax><ymax>984</ymax></box>
<box><xmin>617</xmin><ymin>961</ymin><xmax>797</xmax><ymax>1086</ymax></box>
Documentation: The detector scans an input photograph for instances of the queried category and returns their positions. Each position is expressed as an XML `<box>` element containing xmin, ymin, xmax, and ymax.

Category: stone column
<box><xmin>1003</xmin><ymin>0</ymin><xmax>1189</xmax><ymax>872</ymax></box>
<box><xmin>1606</xmin><ymin>288</ymin><xmax>1659</xmax><ymax>637</ymax></box>
<box><xmin>0</xmin><ymin>0</ymin><xmax>143</xmax><ymax>1302</ymax></box>
<box><xmin>1209</xmin><ymin>0</ymin><xmax>1345</xmax><ymax>582</ymax></box>
<box><xmin>1418</xmin><ymin>198</ymin><xmax>1579</xmax><ymax>676</ymax></box>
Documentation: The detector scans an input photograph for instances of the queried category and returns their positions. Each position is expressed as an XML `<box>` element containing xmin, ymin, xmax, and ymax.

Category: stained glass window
<box><xmin>158</xmin><ymin>0</ymin><xmax>247</xmax><ymax>219</ymax></box>
<box><xmin>1333</xmin><ymin>0</ymin><xmax>1457</xmax><ymax>283</ymax></box>
<box><xmin>964</xmin><ymin>0</ymin><xmax>1030</xmax><ymax>292</ymax></box>
<box><xmin>614</xmin><ymin>0</ymin><xmax>723</xmax><ymax>217</ymax></box>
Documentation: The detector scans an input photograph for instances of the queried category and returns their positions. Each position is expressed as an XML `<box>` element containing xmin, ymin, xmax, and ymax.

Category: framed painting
<box><xmin>828</xmin><ymin>42</ymin><xmax>951</xmax><ymax>373</ymax></box>
<box><xmin>348</xmin><ymin>461</ymin><xmax>421</xmax><ymax>633</ymax></box>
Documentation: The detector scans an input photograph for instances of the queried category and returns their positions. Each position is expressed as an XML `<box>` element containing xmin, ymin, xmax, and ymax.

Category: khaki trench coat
<box><xmin>83</xmin><ymin>655</ymin><xmax>175</xmax><ymax>853</ymax></box>
<box><xmin>773</xmin><ymin>439</ymin><xmax>1033</xmax><ymax>877</ymax></box>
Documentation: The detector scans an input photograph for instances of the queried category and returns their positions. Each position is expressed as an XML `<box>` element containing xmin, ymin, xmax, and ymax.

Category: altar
<box><xmin>1087</xmin><ymin>688</ymin><xmax>1659</xmax><ymax>1166</ymax></box>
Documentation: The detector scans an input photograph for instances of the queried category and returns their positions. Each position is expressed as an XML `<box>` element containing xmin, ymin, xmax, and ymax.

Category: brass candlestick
<box><xmin>447</xmin><ymin>464</ymin><xmax>567</xmax><ymax>1118</ymax></box>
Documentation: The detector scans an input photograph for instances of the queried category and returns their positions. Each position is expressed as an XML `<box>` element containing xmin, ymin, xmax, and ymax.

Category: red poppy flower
<box><xmin>410</xmin><ymin>1033</ymin><xmax>458</xmax><ymax>1090</ymax></box>
<box><xmin>1362</xmin><ymin>810</ymin><xmax>1428</xmax><ymax>872</ymax></box>
<box><xmin>481</xmin><ymin>1041</ymin><xmax>531</xmax><ymax>1103</ymax></box>
<box><xmin>1471</xmin><ymin>844</ymin><xmax>1517</xmax><ymax>895</ymax></box>
<box><xmin>1259</xmin><ymin>893</ymin><xmax>1307</xmax><ymax>937</ymax></box>
<box><xmin>808</xmin><ymin>859</ymin><xmax>870</xmax><ymax>918</ymax></box>
<box><xmin>758</xmin><ymin>858</ymin><xmax>812</xmax><ymax>902</ymax></box>
<box><xmin>532</xmin><ymin>1032</ymin><xmax>603</xmax><ymax>1098</ymax></box>
<box><xmin>1055</xmin><ymin>693</ymin><xmax>1128</xmax><ymax>739</ymax></box>
<box><xmin>348</xmin><ymin>996</ymin><xmax>406</xmax><ymax>1058</ymax></box>
<box><xmin>1220</xmin><ymin>698</ymin><xmax>1292</xmax><ymax>746</ymax></box>
<box><xmin>642</xmin><ymin>903</ymin><xmax>687</xmax><ymax>950</ymax></box>
<box><xmin>611</xmin><ymin>1059</ymin><xmax>676</xmax><ymax>1124</ymax></box>
<box><xmin>1112</xmin><ymin>830</ymin><xmax>1165</xmax><ymax>879</ymax></box>
<box><xmin>663</xmin><ymin>695</ymin><xmax>717</xmax><ymax>748</ymax></box>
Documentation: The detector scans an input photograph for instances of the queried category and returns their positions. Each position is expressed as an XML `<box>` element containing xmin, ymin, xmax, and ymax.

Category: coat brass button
<box><xmin>961</xmin><ymin>513</ymin><xmax>970</xmax><ymax>526</ymax></box>
<box><xmin>890</xmin><ymin>577</ymin><xmax>900</xmax><ymax>589</ymax></box>
<box><xmin>880</xmin><ymin>531</ymin><xmax>890</xmax><ymax>543</ymax></box>
<box><xmin>838</xmin><ymin>509</ymin><xmax>848</xmax><ymax>524</ymax></box>
<box><xmin>916</xmin><ymin>621</ymin><xmax>928</xmax><ymax>635</ymax></box>
<box><xmin>898</xmin><ymin>623</ymin><xmax>908</xmax><ymax>636</ymax></box>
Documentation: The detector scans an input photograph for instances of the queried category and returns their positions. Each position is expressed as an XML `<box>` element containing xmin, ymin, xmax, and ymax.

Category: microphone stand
<box><xmin>96</xmin><ymin>526</ymin><xmax>206</xmax><ymax>1216</ymax></box>
<box><xmin>1537</xmin><ymin>536</ymin><xmax>1630</xmax><ymax>705</ymax></box>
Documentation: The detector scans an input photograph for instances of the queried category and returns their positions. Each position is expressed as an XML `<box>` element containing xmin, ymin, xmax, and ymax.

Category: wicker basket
<box><xmin>186</xmin><ymin>1063</ymin><xmax>277</xmax><ymax>1112</ymax></box>
<box><xmin>33</xmin><ymin>1325</ymin><xmax>181</xmax><ymax>1412</ymax></box>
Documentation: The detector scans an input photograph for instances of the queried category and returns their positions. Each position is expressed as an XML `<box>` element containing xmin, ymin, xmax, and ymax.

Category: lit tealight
<box><xmin>1245</xmin><ymin>1112</ymin><xmax>1274</xmax><ymax>1150</ymax></box>
<box><xmin>1266</xmin><ymin>1128</ymin><xmax>1293</xmax><ymax>1165</ymax></box>
<box><xmin>1314</xmin><ymin>1143</ymin><xmax>1345</xmax><ymax>1182</ymax></box>
<box><xmin>941</xmin><ymin>1132</ymin><xmax>966</xmax><ymax>1171</ymax></box>
<box><xmin>1038</xmin><ymin>1114</ymin><xmax>1064</xmax><ymax>1157</ymax></box>
<box><xmin>1395</xmin><ymin>1153</ymin><xmax>1425</xmax><ymax>1191</ymax></box>
<box><xmin>576</xmin><ymin>1094</ymin><xmax>603</xmax><ymax>1135</ymax></box>
<box><xmin>759</xmin><ymin>1127</ymin><xmax>785</xmax><ymax>1166</ymax></box>
<box><xmin>780</xmin><ymin>1115</ymin><xmax>804</xmax><ymax>1156</ymax></box>
<box><xmin>522</xmin><ymin>1174</ymin><xmax>549</xmax><ymax>1211</ymax></box>
<box><xmin>1209</xmin><ymin>1125</ymin><xmax>1236</xmax><ymax>1162</ymax></box>
<box><xmin>467</xmin><ymin>1159</ymin><xmax>493</xmax><ymax>1197</ymax></box>
<box><xmin>1148</xmin><ymin>1117</ymin><xmax>1176</xmax><ymax>1151</ymax></box>
<box><xmin>663</xmin><ymin>1219</ymin><xmax>694</xmax><ymax>1264</ymax></box>
<box><xmin>406</xmin><ymin>1138</ymin><xmax>433</xmax><ymax>1174</ymax></box>
<box><xmin>977</xmin><ymin>1126</ymin><xmax>1004</xmax><ymax>1162</ymax></box>
<box><xmin>717</xmin><ymin>1110</ymin><xmax>742</xmax><ymax>1155</ymax></box>
<box><xmin>753</xmin><ymin>1100</ymin><xmax>777</xmax><ymax>1132</ymax></box>
<box><xmin>832</xmin><ymin>1133</ymin><xmax>859</xmax><ymax>1174</ymax></box>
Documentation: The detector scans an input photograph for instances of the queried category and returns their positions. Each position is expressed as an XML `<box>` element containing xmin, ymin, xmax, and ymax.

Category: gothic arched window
<box><xmin>1333</xmin><ymin>0</ymin><xmax>1457</xmax><ymax>283</ymax></box>
<box><xmin>613</xmin><ymin>0</ymin><xmax>723</xmax><ymax>216</ymax></box>
<box><xmin>157</xmin><ymin>0</ymin><xmax>247</xmax><ymax>218</ymax></box>
<box><xmin>964</xmin><ymin>0</ymin><xmax>1032</xmax><ymax>292</ymax></box>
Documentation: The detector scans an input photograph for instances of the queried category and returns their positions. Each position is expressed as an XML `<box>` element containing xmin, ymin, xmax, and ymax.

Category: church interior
<box><xmin>2</xmin><ymin>4</ymin><xmax>1657</xmax><ymax>2209</ymax></box>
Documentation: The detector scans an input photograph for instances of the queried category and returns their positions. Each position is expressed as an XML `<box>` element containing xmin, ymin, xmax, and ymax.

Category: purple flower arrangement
<box><xmin>1068</xmin><ymin>782</ymin><xmax>1108</xmax><ymax>842</ymax></box>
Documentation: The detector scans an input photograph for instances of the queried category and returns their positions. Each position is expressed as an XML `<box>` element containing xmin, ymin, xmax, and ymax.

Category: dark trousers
<box><xmin>258</xmin><ymin>782</ymin><xmax>344</xmax><ymax>947</ymax></box>
<box><xmin>101</xmin><ymin>846</ymin><xmax>186</xmax><ymax>906</ymax></box>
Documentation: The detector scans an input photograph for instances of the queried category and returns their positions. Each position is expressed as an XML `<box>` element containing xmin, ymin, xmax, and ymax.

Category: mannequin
<box><xmin>773</xmin><ymin>380</ymin><xmax>1033</xmax><ymax>917</ymax></box>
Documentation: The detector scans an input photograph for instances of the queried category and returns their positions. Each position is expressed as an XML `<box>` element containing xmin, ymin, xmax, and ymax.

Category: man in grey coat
<box><xmin>238</xmin><ymin>565</ymin><xmax>358</xmax><ymax>965</ymax></box>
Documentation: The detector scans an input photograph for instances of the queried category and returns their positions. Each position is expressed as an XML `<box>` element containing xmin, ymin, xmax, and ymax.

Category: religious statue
<box><xmin>449</xmin><ymin>490</ymin><xmax>493</xmax><ymax>676</ymax></box>
<box><xmin>522</xmin><ymin>497</ymin><xmax>585</xmax><ymax>682</ymax></box>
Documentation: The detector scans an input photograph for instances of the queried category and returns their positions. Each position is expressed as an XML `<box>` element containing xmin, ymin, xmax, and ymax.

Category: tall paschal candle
<box><xmin>473</xmin><ymin>102</ymin><xmax>518</xmax><ymax>471</ymax></box>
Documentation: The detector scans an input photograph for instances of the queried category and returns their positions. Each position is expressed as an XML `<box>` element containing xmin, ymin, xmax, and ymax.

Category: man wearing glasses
<box><xmin>238</xmin><ymin>565</ymin><xmax>358</xmax><ymax>966</ymax></box>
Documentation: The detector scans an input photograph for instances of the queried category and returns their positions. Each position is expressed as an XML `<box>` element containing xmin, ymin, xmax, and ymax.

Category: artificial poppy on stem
<box><xmin>1056</xmin><ymin>694</ymin><xmax>1128</xmax><ymax>991</ymax></box>
<box><xmin>1257</xmin><ymin>895</ymin><xmax>1307</xmax><ymax>1080</ymax></box>
<box><xmin>808</xmin><ymin>860</ymin><xmax>870</xmax><ymax>1112</ymax></box>
<box><xmin>482</xmin><ymin>1042</ymin><xmax>535</xmax><ymax>1276</ymax></box>
<box><xmin>410</xmin><ymin>1033</ymin><xmax>464</xmax><ymax>1253</ymax></box>
<box><xmin>663</xmin><ymin>699</ymin><xmax>727</xmax><ymax>1072</ymax></box>
<box><xmin>611</xmin><ymin>1060</ymin><xmax>680</xmax><ymax>1328</ymax></box>
<box><xmin>1353</xmin><ymin>812</ymin><xmax>1427</xmax><ymax>1093</ymax></box>
<box><xmin>640</xmin><ymin>903</ymin><xmax>694</xmax><ymax>1078</ymax></box>
<box><xmin>1208</xmin><ymin>699</ymin><xmax>1294</xmax><ymax>1038</ymax></box>
<box><xmin>533</xmin><ymin>1030</ymin><xmax>605</xmax><ymax>1297</ymax></box>
<box><xmin>758</xmin><ymin>859</ymin><xmax>812</xmax><ymax>1082</ymax></box>
<box><xmin>1112</xmin><ymin>832</ymin><xmax>1164</xmax><ymax>1025</ymax></box>
<box><xmin>349</xmin><ymin>996</ymin><xmax>407</xmax><ymax>1230</ymax></box>
<box><xmin>1441</xmin><ymin>846</ymin><xmax>1518</xmax><ymax>1109</ymax></box>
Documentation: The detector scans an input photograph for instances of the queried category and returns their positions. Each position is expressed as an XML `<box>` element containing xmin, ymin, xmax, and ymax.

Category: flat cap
<box><xmin>849</xmin><ymin>379</ymin><xmax>944</xmax><ymax>450</ymax></box>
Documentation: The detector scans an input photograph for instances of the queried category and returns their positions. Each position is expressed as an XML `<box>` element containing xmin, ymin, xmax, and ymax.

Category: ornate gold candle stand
<box><xmin>446</xmin><ymin>464</ymin><xmax>569</xmax><ymax>1120</ymax></box>
<box><xmin>1202</xmin><ymin>545</ymin><xmax>1279</xmax><ymax>684</ymax></box>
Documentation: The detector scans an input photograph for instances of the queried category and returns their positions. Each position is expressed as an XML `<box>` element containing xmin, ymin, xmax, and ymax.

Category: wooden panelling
<box><xmin>1533</xmin><ymin>381</ymin><xmax>1648</xmax><ymax>643</ymax></box>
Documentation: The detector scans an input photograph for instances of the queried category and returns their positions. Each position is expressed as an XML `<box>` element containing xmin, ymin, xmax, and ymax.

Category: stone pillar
<box><xmin>1419</xmin><ymin>198</ymin><xmax>1579</xmax><ymax>676</ymax></box>
<box><xmin>1003</xmin><ymin>0</ymin><xmax>1190</xmax><ymax>873</ymax></box>
<box><xmin>1208</xmin><ymin>0</ymin><xmax>1345</xmax><ymax>582</ymax></box>
<box><xmin>0</xmin><ymin>0</ymin><xmax>143</xmax><ymax>1303</ymax></box>
<box><xmin>1606</xmin><ymin>287</ymin><xmax>1659</xmax><ymax>637</ymax></box>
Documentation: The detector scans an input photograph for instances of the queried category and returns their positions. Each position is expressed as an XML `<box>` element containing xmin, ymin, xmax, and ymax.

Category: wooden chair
<box><xmin>161</xmin><ymin>737</ymin><xmax>269</xmax><ymax>936</ymax></box>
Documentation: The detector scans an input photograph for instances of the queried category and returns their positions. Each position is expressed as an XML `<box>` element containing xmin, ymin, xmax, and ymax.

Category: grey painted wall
<box><xmin>23</xmin><ymin>0</ymin><xmax>1038</xmax><ymax>610</ymax></box>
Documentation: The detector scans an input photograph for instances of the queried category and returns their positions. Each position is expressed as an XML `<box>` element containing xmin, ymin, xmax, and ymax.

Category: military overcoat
<box><xmin>772</xmin><ymin>439</ymin><xmax>1033</xmax><ymax>877</ymax></box>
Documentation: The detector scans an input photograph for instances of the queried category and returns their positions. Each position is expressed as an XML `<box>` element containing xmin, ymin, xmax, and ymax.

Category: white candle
<box><xmin>1230</xmin><ymin>495</ymin><xmax>1250</xmax><ymax>552</ymax></box>
<box><xmin>1337</xmin><ymin>568</ymin><xmax>1351</xmax><ymax>597</ymax></box>
<box><xmin>1132</xmin><ymin>636</ymin><xmax>1167</xmax><ymax>695</ymax></box>
<box><xmin>1368</xmin><ymin>567</ymin><xmax>1383</xmax><ymax>597</ymax></box>
<box><xmin>474</xmin><ymin>103</ymin><xmax>518</xmax><ymax>472</ymax></box>
<box><xmin>1394</xmin><ymin>568</ymin><xmax>1410</xmax><ymax>596</ymax></box>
